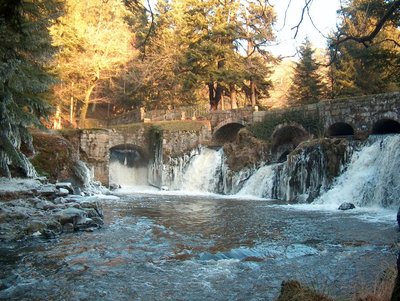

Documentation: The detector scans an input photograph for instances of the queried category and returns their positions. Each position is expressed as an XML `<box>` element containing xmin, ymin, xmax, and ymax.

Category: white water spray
<box><xmin>109</xmin><ymin>161</ymin><xmax>148</xmax><ymax>187</ymax></box>
<box><xmin>180</xmin><ymin>148</ymin><xmax>223</xmax><ymax>193</ymax></box>
<box><xmin>315</xmin><ymin>135</ymin><xmax>400</xmax><ymax>208</ymax></box>
<box><xmin>237</xmin><ymin>164</ymin><xmax>277</xmax><ymax>198</ymax></box>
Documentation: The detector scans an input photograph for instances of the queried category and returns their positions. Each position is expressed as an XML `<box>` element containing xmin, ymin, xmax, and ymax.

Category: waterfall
<box><xmin>180</xmin><ymin>148</ymin><xmax>223</xmax><ymax>193</ymax></box>
<box><xmin>162</xmin><ymin>148</ymin><xmax>200</xmax><ymax>190</ymax></box>
<box><xmin>109</xmin><ymin>161</ymin><xmax>148</xmax><ymax>187</ymax></box>
<box><xmin>236</xmin><ymin>164</ymin><xmax>277</xmax><ymax>198</ymax></box>
<box><xmin>109</xmin><ymin>148</ymin><xmax>149</xmax><ymax>188</ymax></box>
<box><xmin>315</xmin><ymin>135</ymin><xmax>400</xmax><ymax>208</ymax></box>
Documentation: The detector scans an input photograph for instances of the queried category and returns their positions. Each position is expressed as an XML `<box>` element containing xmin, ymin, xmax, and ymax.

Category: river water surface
<box><xmin>0</xmin><ymin>192</ymin><xmax>398</xmax><ymax>301</ymax></box>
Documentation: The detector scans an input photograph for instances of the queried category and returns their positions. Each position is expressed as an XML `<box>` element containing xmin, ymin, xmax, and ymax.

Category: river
<box><xmin>0</xmin><ymin>191</ymin><xmax>398</xmax><ymax>300</ymax></box>
<box><xmin>1</xmin><ymin>135</ymin><xmax>399</xmax><ymax>300</ymax></box>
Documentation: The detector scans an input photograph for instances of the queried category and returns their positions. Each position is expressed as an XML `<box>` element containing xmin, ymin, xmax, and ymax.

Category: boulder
<box><xmin>56</xmin><ymin>188</ymin><xmax>70</xmax><ymax>197</ymax></box>
<box><xmin>37</xmin><ymin>184</ymin><xmax>58</xmax><ymax>197</ymax></box>
<box><xmin>56</xmin><ymin>207</ymin><xmax>87</xmax><ymax>225</ymax></box>
<box><xmin>55</xmin><ymin>182</ymin><xmax>74</xmax><ymax>194</ymax></box>
<box><xmin>25</xmin><ymin>220</ymin><xmax>47</xmax><ymax>235</ymax></box>
<box><xmin>338</xmin><ymin>202</ymin><xmax>356</xmax><ymax>210</ymax></box>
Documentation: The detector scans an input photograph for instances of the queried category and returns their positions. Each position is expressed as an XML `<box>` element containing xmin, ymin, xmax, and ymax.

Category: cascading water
<box><xmin>162</xmin><ymin>148</ymin><xmax>200</xmax><ymax>190</ymax></box>
<box><xmin>236</xmin><ymin>164</ymin><xmax>278</xmax><ymax>198</ymax></box>
<box><xmin>314</xmin><ymin>135</ymin><xmax>400</xmax><ymax>209</ymax></box>
<box><xmin>109</xmin><ymin>148</ymin><xmax>148</xmax><ymax>187</ymax></box>
<box><xmin>179</xmin><ymin>147</ymin><xmax>223</xmax><ymax>193</ymax></box>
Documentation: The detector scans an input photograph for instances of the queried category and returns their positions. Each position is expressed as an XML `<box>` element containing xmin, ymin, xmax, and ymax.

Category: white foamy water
<box><xmin>314</xmin><ymin>135</ymin><xmax>400</xmax><ymax>210</ymax></box>
<box><xmin>237</xmin><ymin>164</ymin><xmax>276</xmax><ymax>198</ymax></box>
<box><xmin>180</xmin><ymin>148</ymin><xmax>223</xmax><ymax>193</ymax></box>
<box><xmin>109</xmin><ymin>161</ymin><xmax>149</xmax><ymax>187</ymax></box>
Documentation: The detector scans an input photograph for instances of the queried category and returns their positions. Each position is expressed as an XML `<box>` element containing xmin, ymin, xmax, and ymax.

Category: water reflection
<box><xmin>0</xmin><ymin>193</ymin><xmax>397</xmax><ymax>301</ymax></box>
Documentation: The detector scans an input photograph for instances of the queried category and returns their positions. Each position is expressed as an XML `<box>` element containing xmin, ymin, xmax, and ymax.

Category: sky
<box><xmin>145</xmin><ymin>0</ymin><xmax>342</xmax><ymax>58</ymax></box>
<box><xmin>268</xmin><ymin>0</ymin><xmax>342</xmax><ymax>57</ymax></box>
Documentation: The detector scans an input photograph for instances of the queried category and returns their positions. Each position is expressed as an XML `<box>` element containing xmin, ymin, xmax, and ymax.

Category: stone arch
<box><xmin>372</xmin><ymin>118</ymin><xmax>400</xmax><ymax>134</ymax></box>
<box><xmin>271</xmin><ymin>123</ymin><xmax>310</xmax><ymax>162</ymax></box>
<box><xmin>327</xmin><ymin>122</ymin><xmax>355</xmax><ymax>137</ymax></box>
<box><xmin>109</xmin><ymin>144</ymin><xmax>149</xmax><ymax>168</ymax></box>
<box><xmin>213</xmin><ymin>120</ymin><xmax>246</xmax><ymax>144</ymax></box>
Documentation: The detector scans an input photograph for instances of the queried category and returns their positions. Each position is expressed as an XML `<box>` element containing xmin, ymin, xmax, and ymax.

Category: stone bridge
<box><xmin>211</xmin><ymin>92</ymin><xmax>400</xmax><ymax>143</ymax></box>
<box><xmin>78</xmin><ymin>124</ymin><xmax>211</xmax><ymax>185</ymax></box>
<box><xmin>79</xmin><ymin>92</ymin><xmax>400</xmax><ymax>185</ymax></box>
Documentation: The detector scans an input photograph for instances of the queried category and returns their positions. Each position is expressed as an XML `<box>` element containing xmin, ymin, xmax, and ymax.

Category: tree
<box><xmin>50</xmin><ymin>0</ymin><xmax>136</xmax><ymax>128</ymax></box>
<box><xmin>330</xmin><ymin>0</ymin><xmax>400</xmax><ymax>48</ymax></box>
<box><xmin>330</xmin><ymin>0</ymin><xmax>400</xmax><ymax>96</ymax></box>
<box><xmin>0</xmin><ymin>0</ymin><xmax>61</xmax><ymax>177</ymax></box>
<box><xmin>288</xmin><ymin>38</ymin><xmax>327</xmax><ymax>105</ymax></box>
<box><xmin>177</xmin><ymin>0</ymin><xmax>276</xmax><ymax>110</ymax></box>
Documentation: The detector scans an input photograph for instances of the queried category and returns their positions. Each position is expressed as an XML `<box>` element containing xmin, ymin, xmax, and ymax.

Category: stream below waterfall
<box><xmin>0</xmin><ymin>192</ymin><xmax>398</xmax><ymax>301</ymax></box>
<box><xmin>1</xmin><ymin>135</ymin><xmax>400</xmax><ymax>300</ymax></box>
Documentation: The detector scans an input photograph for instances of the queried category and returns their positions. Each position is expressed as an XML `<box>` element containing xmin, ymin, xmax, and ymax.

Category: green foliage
<box><xmin>248</xmin><ymin>110</ymin><xmax>323</xmax><ymax>141</ymax></box>
<box><xmin>288</xmin><ymin>38</ymin><xmax>327</xmax><ymax>105</ymax></box>
<box><xmin>127</xmin><ymin>0</ymin><xmax>276</xmax><ymax>110</ymax></box>
<box><xmin>0</xmin><ymin>0</ymin><xmax>61</xmax><ymax>177</ymax></box>
<box><xmin>330</xmin><ymin>0</ymin><xmax>400</xmax><ymax>97</ymax></box>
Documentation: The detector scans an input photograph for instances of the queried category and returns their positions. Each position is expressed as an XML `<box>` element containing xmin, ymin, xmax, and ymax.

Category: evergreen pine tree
<box><xmin>288</xmin><ymin>38</ymin><xmax>326</xmax><ymax>105</ymax></box>
<box><xmin>330</xmin><ymin>0</ymin><xmax>400</xmax><ymax>97</ymax></box>
<box><xmin>0</xmin><ymin>1</ymin><xmax>60</xmax><ymax>177</ymax></box>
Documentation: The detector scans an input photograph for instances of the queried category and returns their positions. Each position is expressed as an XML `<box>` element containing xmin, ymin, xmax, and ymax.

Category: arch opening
<box><xmin>213</xmin><ymin>123</ymin><xmax>245</xmax><ymax>144</ymax></box>
<box><xmin>372</xmin><ymin>119</ymin><xmax>400</xmax><ymax>135</ymax></box>
<box><xmin>328</xmin><ymin>122</ymin><xmax>354</xmax><ymax>137</ymax></box>
<box><xmin>271</xmin><ymin>124</ymin><xmax>310</xmax><ymax>161</ymax></box>
<box><xmin>109</xmin><ymin>144</ymin><xmax>149</xmax><ymax>187</ymax></box>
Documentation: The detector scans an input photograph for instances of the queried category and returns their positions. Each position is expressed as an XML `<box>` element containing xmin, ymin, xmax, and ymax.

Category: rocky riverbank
<box><xmin>0</xmin><ymin>177</ymin><xmax>115</xmax><ymax>242</ymax></box>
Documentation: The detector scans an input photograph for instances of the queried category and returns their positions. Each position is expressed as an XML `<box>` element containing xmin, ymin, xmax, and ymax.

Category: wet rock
<box><xmin>338</xmin><ymin>202</ymin><xmax>356</xmax><ymax>210</ymax></box>
<box><xmin>75</xmin><ymin>217</ymin><xmax>102</xmax><ymax>231</ymax></box>
<box><xmin>109</xmin><ymin>183</ymin><xmax>121</xmax><ymax>191</ymax></box>
<box><xmin>55</xmin><ymin>182</ymin><xmax>74</xmax><ymax>194</ymax></box>
<box><xmin>83</xmin><ymin>208</ymin><xmax>100</xmax><ymax>218</ymax></box>
<box><xmin>45</xmin><ymin>220</ymin><xmax>62</xmax><ymax>234</ymax></box>
<box><xmin>32</xmin><ymin>198</ymin><xmax>56</xmax><ymax>210</ymax></box>
<box><xmin>0</xmin><ymin>178</ymin><xmax>106</xmax><ymax>241</ymax></box>
<box><xmin>56</xmin><ymin>188</ymin><xmax>70</xmax><ymax>197</ymax></box>
<box><xmin>37</xmin><ymin>184</ymin><xmax>57</xmax><ymax>197</ymax></box>
<box><xmin>77</xmin><ymin>197</ymin><xmax>103</xmax><ymax>218</ymax></box>
<box><xmin>41</xmin><ymin>229</ymin><xmax>57</xmax><ymax>239</ymax></box>
<box><xmin>62</xmin><ymin>223</ymin><xmax>75</xmax><ymax>233</ymax></box>
<box><xmin>53</xmin><ymin>197</ymin><xmax>67</xmax><ymax>205</ymax></box>
<box><xmin>56</xmin><ymin>207</ymin><xmax>87</xmax><ymax>225</ymax></box>
<box><xmin>25</xmin><ymin>220</ymin><xmax>47</xmax><ymax>235</ymax></box>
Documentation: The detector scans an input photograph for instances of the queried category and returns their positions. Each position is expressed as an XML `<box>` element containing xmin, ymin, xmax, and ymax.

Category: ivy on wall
<box><xmin>248</xmin><ymin>111</ymin><xmax>323</xmax><ymax>141</ymax></box>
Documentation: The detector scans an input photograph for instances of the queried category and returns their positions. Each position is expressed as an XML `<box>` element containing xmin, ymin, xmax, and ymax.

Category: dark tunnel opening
<box><xmin>328</xmin><ymin>122</ymin><xmax>354</xmax><ymax>137</ymax></box>
<box><xmin>213</xmin><ymin>123</ymin><xmax>245</xmax><ymax>144</ymax></box>
<box><xmin>372</xmin><ymin>119</ymin><xmax>400</xmax><ymax>135</ymax></box>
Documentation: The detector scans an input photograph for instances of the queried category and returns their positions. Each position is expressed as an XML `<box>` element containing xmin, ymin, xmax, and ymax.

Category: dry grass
<box><xmin>351</xmin><ymin>267</ymin><xmax>397</xmax><ymax>301</ymax></box>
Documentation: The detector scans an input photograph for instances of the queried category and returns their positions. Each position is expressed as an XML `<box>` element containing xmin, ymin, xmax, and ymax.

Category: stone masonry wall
<box><xmin>253</xmin><ymin>92</ymin><xmax>400</xmax><ymax>136</ymax></box>
<box><xmin>78</xmin><ymin>125</ymin><xmax>212</xmax><ymax>185</ymax></box>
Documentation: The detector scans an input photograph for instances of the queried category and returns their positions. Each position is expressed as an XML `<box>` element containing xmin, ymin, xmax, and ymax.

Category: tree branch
<box><xmin>330</xmin><ymin>0</ymin><xmax>400</xmax><ymax>48</ymax></box>
<box><xmin>290</xmin><ymin>0</ymin><xmax>313</xmax><ymax>39</ymax></box>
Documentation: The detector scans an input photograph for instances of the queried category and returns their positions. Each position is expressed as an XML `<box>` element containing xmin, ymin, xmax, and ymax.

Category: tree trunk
<box><xmin>208</xmin><ymin>82</ymin><xmax>223</xmax><ymax>111</ymax></box>
<box><xmin>250</xmin><ymin>80</ymin><xmax>256</xmax><ymax>107</ymax></box>
<box><xmin>78</xmin><ymin>83</ymin><xmax>96</xmax><ymax>128</ymax></box>
<box><xmin>230</xmin><ymin>83</ymin><xmax>237</xmax><ymax>109</ymax></box>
